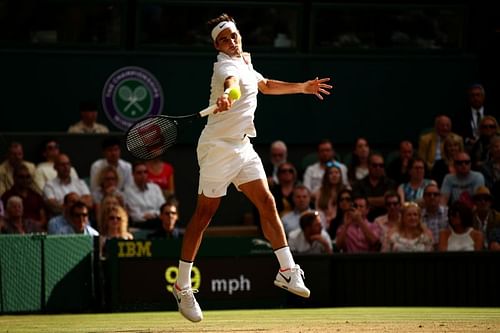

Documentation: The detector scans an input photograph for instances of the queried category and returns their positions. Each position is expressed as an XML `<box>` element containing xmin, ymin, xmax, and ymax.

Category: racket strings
<box><xmin>126</xmin><ymin>117</ymin><xmax>178</xmax><ymax>160</ymax></box>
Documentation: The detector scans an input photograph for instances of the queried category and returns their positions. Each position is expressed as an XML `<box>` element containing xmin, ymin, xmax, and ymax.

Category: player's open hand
<box><xmin>304</xmin><ymin>77</ymin><xmax>332</xmax><ymax>100</ymax></box>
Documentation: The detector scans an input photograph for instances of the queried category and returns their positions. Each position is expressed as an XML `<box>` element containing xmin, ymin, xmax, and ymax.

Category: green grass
<box><xmin>1</xmin><ymin>308</ymin><xmax>499</xmax><ymax>333</ymax></box>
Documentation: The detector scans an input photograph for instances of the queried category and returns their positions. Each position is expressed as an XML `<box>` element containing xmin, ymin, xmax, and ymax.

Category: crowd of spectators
<box><xmin>0</xmin><ymin>83</ymin><xmax>499</xmax><ymax>257</ymax></box>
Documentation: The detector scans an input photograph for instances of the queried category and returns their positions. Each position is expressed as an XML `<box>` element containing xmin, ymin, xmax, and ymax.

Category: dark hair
<box><xmin>79</xmin><ymin>101</ymin><xmax>98</xmax><ymax>112</ymax></box>
<box><xmin>299</xmin><ymin>211</ymin><xmax>319</xmax><ymax>230</ymax></box>
<box><xmin>448</xmin><ymin>201</ymin><xmax>474</xmax><ymax>229</ymax></box>
<box><xmin>207</xmin><ymin>13</ymin><xmax>235</xmax><ymax>30</ymax></box>
<box><xmin>101</xmin><ymin>137</ymin><xmax>121</xmax><ymax>150</ymax></box>
<box><xmin>384</xmin><ymin>190</ymin><xmax>400</xmax><ymax>204</ymax></box>
<box><xmin>132</xmin><ymin>160</ymin><xmax>147</xmax><ymax>172</ymax></box>
<box><xmin>70</xmin><ymin>201</ymin><xmax>88</xmax><ymax>215</ymax></box>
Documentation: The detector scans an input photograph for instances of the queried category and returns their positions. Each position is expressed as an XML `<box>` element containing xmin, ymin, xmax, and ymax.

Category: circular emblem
<box><xmin>102</xmin><ymin>66</ymin><xmax>163</xmax><ymax>131</ymax></box>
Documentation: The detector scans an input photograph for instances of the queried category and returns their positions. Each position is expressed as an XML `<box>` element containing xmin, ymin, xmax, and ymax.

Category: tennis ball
<box><xmin>228</xmin><ymin>87</ymin><xmax>241</xmax><ymax>100</ymax></box>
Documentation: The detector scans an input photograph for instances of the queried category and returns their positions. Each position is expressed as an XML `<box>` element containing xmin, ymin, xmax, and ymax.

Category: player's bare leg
<box><xmin>173</xmin><ymin>194</ymin><xmax>221</xmax><ymax>322</ymax></box>
<box><xmin>240</xmin><ymin>179</ymin><xmax>310</xmax><ymax>298</ymax></box>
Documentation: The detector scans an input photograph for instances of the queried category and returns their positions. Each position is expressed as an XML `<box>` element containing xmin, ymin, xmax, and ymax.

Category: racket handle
<box><xmin>199</xmin><ymin>104</ymin><xmax>217</xmax><ymax>118</ymax></box>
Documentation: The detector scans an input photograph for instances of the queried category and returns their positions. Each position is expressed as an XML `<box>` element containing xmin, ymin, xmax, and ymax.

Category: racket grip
<box><xmin>199</xmin><ymin>104</ymin><xmax>217</xmax><ymax>118</ymax></box>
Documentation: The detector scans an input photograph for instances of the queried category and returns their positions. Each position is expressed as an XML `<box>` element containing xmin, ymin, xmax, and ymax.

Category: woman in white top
<box><xmin>439</xmin><ymin>201</ymin><xmax>483</xmax><ymax>251</ymax></box>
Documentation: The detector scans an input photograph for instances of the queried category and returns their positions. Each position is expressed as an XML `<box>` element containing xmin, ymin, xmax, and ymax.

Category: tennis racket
<box><xmin>125</xmin><ymin>104</ymin><xmax>216</xmax><ymax>160</ymax></box>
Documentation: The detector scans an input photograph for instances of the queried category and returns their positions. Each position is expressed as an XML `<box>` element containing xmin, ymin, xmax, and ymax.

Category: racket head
<box><xmin>125</xmin><ymin>116</ymin><xmax>178</xmax><ymax>160</ymax></box>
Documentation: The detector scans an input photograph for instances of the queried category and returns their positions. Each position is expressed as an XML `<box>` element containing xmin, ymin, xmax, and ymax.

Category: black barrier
<box><xmin>106</xmin><ymin>239</ymin><xmax>500</xmax><ymax>311</ymax></box>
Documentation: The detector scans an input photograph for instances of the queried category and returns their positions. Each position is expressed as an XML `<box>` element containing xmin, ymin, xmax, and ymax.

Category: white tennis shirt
<box><xmin>199</xmin><ymin>52</ymin><xmax>264</xmax><ymax>142</ymax></box>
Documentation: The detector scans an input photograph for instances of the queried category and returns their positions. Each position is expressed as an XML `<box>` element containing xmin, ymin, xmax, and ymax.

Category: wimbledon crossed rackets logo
<box><xmin>102</xmin><ymin>66</ymin><xmax>164</xmax><ymax>131</ymax></box>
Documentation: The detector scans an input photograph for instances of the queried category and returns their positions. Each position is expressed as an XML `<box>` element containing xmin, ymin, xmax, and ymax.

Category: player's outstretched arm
<box><xmin>258</xmin><ymin>77</ymin><xmax>332</xmax><ymax>100</ymax></box>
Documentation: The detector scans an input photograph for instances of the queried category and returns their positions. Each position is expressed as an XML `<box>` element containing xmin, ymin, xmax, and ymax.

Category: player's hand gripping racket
<box><xmin>125</xmin><ymin>104</ymin><xmax>217</xmax><ymax>160</ymax></box>
<box><xmin>126</xmin><ymin>87</ymin><xmax>241</xmax><ymax>160</ymax></box>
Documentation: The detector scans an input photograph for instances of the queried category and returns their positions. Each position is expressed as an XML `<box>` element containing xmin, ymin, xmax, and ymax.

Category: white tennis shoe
<box><xmin>273</xmin><ymin>264</ymin><xmax>310</xmax><ymax>298</ymax></box>
<box><xmin>172</xmin><ymin>284</ymin><xmax>203</xmax><ymax>322</ymax></box>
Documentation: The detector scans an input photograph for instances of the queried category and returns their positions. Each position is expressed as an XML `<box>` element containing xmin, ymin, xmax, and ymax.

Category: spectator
<box><xmin>421</xmin><ymin>183</ymin><xmax>448</xmax><ymax>250</ymax></box>
<box><xmin>0</xmin><ymin>196</ymin><xmax>42</xmax><ymax>234</ymax></box>
<box><xmin>68</xmin><ymin>101</ymin><xmax>109</xmax><ymax>134</ymax></box>
<box><xmin>336</xmin><ymin>196</ymin><xmax>381</xmax><ymax>253</ymax></box>
<box><xmin>270</xmin><ymin>162</ymin><xmax>298</xmax><ymax>217</ymax></box>
<box><xmin>386</xmin><ymin>140</ymin><xmax>415</xmax><ymax>185</ymax></box>
<box><xmin>264</xmin><ymin>140</ymin><xmax>288</xmax><ymax>187</ymax></box>
<box><xmin>382</xmin><ymin>202</ymin><xmax>433</xmax><ymax>252</ymax></box>
<box><xmin>99</xmin><ymin>204</ymin><xmax>133</xmax><ymax>258</ymax></box>
<box><xmin>431</xmin><ymin>134</ymin><xmax>464</xmax><ymax>187</ymax></box>
<box><xmin>89</xmin><ymin>137</ymin><xmax>133</xmax><ymax>193</ymax></box>
<box><xmin>397</xmin><ymin>157</ymin><xmax>434</xmax><ymax>205</ymax></box>
<box><xmin>146</xmin><ymin>157</ymin><xmax>175</xmax><ymax>199</ymax></box>
<box><xmin>314</xmin><ymin>163</ymin><xmax>348</xmax><ymax>223</ymax></box>
<box><xmin>439</xmin><ymin>201</ymin><xmax>483</xmax><ymax>251</ymax></box>
<box><xmin>48</xmin><ymin>201</ymin><xmax>98</xmax><ymax>235</ymax></box>
<box><xmin>479</xmin><ymin>136</ymin><xmax>500</xmax><ymax>211</ymax></box>
<box><xmin>374</xmin><ymin>191</ymin><xmax>402</xmax><ymax>245</ymax></box>
<box><xmin>124</xmin><ymin>161</ymin><xmax>165</xmax><ymax>228</ymax></box>
<box><xmin>43</xmin><ymin>153</ymin><xmax>92</xmax><ymax>215</ymax></box>
<box><xmin>418</xmin><ymin>115</ymin><xmax>464</xmax><ymax>170</ymax></box>
<box><xmin>454</xmin><ymin>84</ymin><xmax>494</xmax><ymax>148</ymax></box>
<box><xmin>303</xmin><ymin>139</ymin><xmax>348</xmax><ymax>195</ymax></box>
<box><xmin>47</xmin><ymin>192</ymin><xmax>81</xmax><ymax>234</ymax></box>
<box><xmin>281</xmin><ymin>184</ymin><xmax>323</xmax><ymax>235</ymax></box>
<box><xmin>288</xmin><ymin>211</ymin><xmax>333</xmax><ymax>255</ymax></box>
<box><xmin>471</xmin><ymin>186</ymin><xmax>500</xmax><ymax>248</ymax></box>
<box><xmin>441</xmin><ymin>152</ymin><xmax>485</xmax><ymax>206</ymax></box>
<box><xmin>92</xmin><ymin>165</ymin><xmax>124</xmax><ymax>219</ymax></box>
<box><xmin>96</xmin><ymin>193</ymin><xmax>125</xmax><ymax>232</ymax></box>
<box><xmin>347</xmin><ymin>137</ymin><xmax>371</xmax><ymax>183</ymax></box>
<box><xmin>328</xmin><ymin>188</ymin><xmax>353</xmax><ymax>241</ymax></box>
<box><xmin>148</xmin><ymin>201</ymin><xmax>183</xmax><ymax>239</ymax></box>
<box><xmin>2</xmin><ymin>164</ymin><xmax>47</xmax><ymax>230</ymax></box>
<box><xmin>33</xmin><ymin>138</ymin><xmax>79</xmax><ymax>192</ymax></box>
<box><xmin>0</xmin><ymin>142</ymin><xmax>36</xmax><ymax>196</ymax></box>
<box><xmin>470</xmin><ymin>116</ymin><xmax>499</xmax><ymax>170</ymax></box>
<box><xmin>352</xmin><ymin>153</ymin><xmax>397</xmax><ymax>221</ymax></box>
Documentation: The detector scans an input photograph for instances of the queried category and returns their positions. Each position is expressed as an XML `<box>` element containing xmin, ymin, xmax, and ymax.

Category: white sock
<box><xmin>177</xmin><ymin>260</ymin><xmax>193</xmax><ymax>290</ymax></box>
<box><xmin>274</xmin><ymin>246</ymin><xmax>296</xmax><ymax>270</ymax></box>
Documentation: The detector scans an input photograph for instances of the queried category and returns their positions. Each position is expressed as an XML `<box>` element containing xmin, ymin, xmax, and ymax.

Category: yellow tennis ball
<box><xmin>229</xmin><ymin>87</ymin><xmax>241</xmax><ymax>100</ymax></box>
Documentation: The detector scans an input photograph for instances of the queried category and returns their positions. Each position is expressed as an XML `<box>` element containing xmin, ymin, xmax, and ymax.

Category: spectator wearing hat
<box><xmin>472</xmin><ymin>185</ymin><xmax>500</xmax><ymax>248</ymax></box>
<box><xmin>68</xmin><ymin>101</ymin><xmax>109</xmax><ymax>134</ymax></box>
<box><xmin>288</xmin><ymin>211</ymin><xmax>333</xmax><ymax>255</ymax></box>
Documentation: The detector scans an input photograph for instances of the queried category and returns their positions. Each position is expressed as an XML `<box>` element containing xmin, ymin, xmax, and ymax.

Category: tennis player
<box><xmin>172</xmin><ymin>13</ymin><xmax>332</xmax><ymax>322</ymax></box>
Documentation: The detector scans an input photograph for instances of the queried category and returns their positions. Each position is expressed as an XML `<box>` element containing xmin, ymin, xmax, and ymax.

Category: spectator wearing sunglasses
<box><xmin>440</xmin><ymin>152</ymin><xmax>485</xmax><ymax>206</ymax></box>
<box><xmin>375</xmin><ymin>191</ymin><xmax>402</xmax><ymax>247</ymax></box>
<box><xmin>270</xmin><ymin>162</ymin><xmax>298</xmax><ymax>217</ymax></box>
<box><xmin>149</xmin><ymin>200</ymin><xmax>182</xmax><ymax>239</ymax></box>
<box><xmin>48</xmin><ymin>200</ymin><xmax>98</xmax><ymax>236</ymax></box>
<box><xmin>471</xmin><ymin>186</ymin><xmax>500</xmax><ymax>248</ymax></box>
<box><xmin>421</xmin><ymin>183</ymin><xmax>448</xmax><ymax>250</ymax></box>
<box><xmin>352</xmin><ymin>153</ymin><xmax>397</xmax><ymax>221</ymax></box>
<box><xmin>470</xmin><ymin>116</ymin><xmax>499</xmax><ymax>170</ymax></box>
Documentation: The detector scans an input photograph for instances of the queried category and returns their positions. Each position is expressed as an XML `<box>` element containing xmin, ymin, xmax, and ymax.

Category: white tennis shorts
<box><xmin>197</xmin><ymin>136</ymin><xmax>266</xmax><ymax>198</ymax></box>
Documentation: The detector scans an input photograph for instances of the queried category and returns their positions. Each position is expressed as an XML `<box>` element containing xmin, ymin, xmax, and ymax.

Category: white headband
<box><xmin>211</xmin><ymin>21</ymin><xmax>237</xmax><ymax>41</ymax></box>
